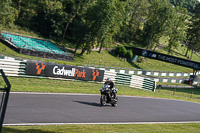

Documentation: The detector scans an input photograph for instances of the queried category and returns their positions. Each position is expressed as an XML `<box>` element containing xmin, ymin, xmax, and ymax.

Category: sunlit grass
<box><xmin>3</xmin><ymin>123</ymin><xmax>200</xmax><ymax>133</ymax></box>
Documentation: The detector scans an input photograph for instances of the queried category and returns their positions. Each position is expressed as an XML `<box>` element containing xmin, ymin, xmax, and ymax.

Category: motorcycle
<box><xmin>100</xmin><ymin>84</ymin><xmax>118</xmax><ymax>107</ymax></box>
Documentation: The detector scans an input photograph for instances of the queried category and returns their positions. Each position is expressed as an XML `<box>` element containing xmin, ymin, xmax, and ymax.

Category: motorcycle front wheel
<box><xmin>100</xmin><ymin>95</ymin><xmax>106</xmax><ymax>106</ymax></box>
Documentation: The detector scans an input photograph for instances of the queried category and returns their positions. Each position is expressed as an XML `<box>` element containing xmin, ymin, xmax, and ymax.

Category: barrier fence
<box><xmin>87</xmin><ymin>66</ymin><xmax>198</xmax><ymax>77</ymax></box>
<box><xmin>0</xmin><ymin>58</ymin><xmax>26</xmax><ymax>77</ymax></box>
<box><xmin>102</xmin><ymin>70</ymin><xmax>156</xmax><ymax>92</ymax></box>
<box><xmin>3</xmin><ymin>55</ymin><xmax>192</xmax><ymax>92</ymax></box>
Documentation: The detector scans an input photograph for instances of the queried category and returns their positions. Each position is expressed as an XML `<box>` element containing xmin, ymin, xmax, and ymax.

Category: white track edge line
<box><xmin>4</xmin><ymin>121</ymin><xmax>200</xmax><ymax>126</ymax></box>
<box><xmin>10</xmin><ymin>92</ymin><xmax>99</xmax><ymax>96</ymax></box>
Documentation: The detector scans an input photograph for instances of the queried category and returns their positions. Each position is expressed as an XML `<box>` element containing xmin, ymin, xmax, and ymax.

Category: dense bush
<box><xmin>126</xmin><ymin>50</ymin><xmax>133</xmax><ymax>59</ymax></box>
<box><xmin>115</xmin><ymin>46</ymin><xmax>134</xmax><ymax>59</ymax></box>
<box><xmin>115</xmin><ymin>46</ymin><xmax>127</xmax><ymax>57</ymax></box>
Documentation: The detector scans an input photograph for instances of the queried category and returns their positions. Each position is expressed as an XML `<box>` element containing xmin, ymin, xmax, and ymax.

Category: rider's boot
<box><xmin>112</xmin><ymin>92</ymin><xmax>117</xmax><ymax>101</ymax></box>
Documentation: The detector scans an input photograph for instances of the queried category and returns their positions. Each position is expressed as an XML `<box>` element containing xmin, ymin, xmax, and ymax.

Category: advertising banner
<box><xmin>26</xmin><ymin>61</ymin><xmax>46</xmax><ymax>76</ymax></box>
<box><xmin>25</xmin><ymin>61</ymin><xmax>104</xmax><ymax>82</ymax></box>
<box><xmin>126</xmin><ymin>47</ymin><xmax>200</xmax><ymax>70</ymax></box>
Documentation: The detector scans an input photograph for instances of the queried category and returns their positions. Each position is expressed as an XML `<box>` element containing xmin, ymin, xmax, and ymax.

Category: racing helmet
<box><xmin>106</xmin><ymin>78</ymin><xmax>111</xmax><ymax>83</ymax></box>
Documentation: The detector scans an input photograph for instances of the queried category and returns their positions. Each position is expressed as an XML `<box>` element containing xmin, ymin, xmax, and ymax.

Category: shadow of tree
<box><xmin>163</xmin><ymin>47</ymin><xmax>186</xmax><ymax>57</ymax></box>
<box><xmin>2</xmin><ymin>127</ymin><xmax>57</xmax><ymax>133</ymax></box>
<box><xmin>108</xmin><ymin>50</ymin><xmax>143</xmax><ymax>69</ymax></box>
<box><xmin>73</xmin><ymin>53</ymin><xmax>85</xmax><ymax>62</ymax></box>
<box><xmin>66</xmin><ymin>49</ymin><xmax>75</xmax><ymax>54</ymax></box>
<box><xmin>127</xmin><ymin>61</ymin><xmax>142</xmax><ymax>69</ymax></box>
<box><xmin>171</xmin><ymin>50</ymin><xmax>185</xmax><ymax>57</ymax></box>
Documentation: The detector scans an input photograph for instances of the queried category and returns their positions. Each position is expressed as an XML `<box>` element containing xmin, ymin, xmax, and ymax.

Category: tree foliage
<box><xmin>0</xmin><ymin>0</ymin><xmax>16</xmax><ymax>26</ymax></box>
<box><xmin>86</xmin><ymin>0</ymin><xmax>125</xmax><ymax>53</ymax></box>
<box><xmin>143</xmin><ymin>0</ymin><xmax>175</xmax><ymax>50</ymax></box>
<box><xmin>34</xmin><ymin>0</ymin><xmax>67</xmax><ymax>39</ymax></box>
<box><xmin>166</xmin><ymin>6</ymin><xmax>188</xmax><ymax>54</ymax></box>
<box><xmin>1</xmin><ymin>0</ymin><xmax>199</xmax><ymax>57</ymax></box>
<box><xmin>115</xmin><ymin>46</ymin><xmax>127</xmax><ymax>57</ymax></box>
<box><xmin>126</xmin><ymin>50</ymin><xmax>133</xmax><ymax>59</ymax></box>
<box><xmin>169</xmin><ymin>0</ymin><xmax>199</xmax><ymax>13</ymax></box>
<box><xmin>186</xmin><ymin>3</ymin><xmax>200</xmax><ymax>59</ymax></box>
<box><xmin>60</xmin><ymin>0</ymin><xmax>92</xmax><ymax>45</ymax></box>
<box><xmin>117</xmin><ymin>0</ymin><xmax>149</xmax><ymax>43</ymax></box>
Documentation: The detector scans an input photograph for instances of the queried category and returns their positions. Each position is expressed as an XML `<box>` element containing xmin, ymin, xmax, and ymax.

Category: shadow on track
<box><xmin>73</xmin><ymin>101</ymin><xmax>102</xmax><ymax>107</ymax></box>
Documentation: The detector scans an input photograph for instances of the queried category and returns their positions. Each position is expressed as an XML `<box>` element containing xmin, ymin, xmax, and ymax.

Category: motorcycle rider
<box><xmin>104</xmin><ymin>78</ymin><xmax>116</xmax><ymax>99</ymax></box>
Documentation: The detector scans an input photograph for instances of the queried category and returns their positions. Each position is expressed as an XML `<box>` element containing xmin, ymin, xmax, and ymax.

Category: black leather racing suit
<box><xmin>104</xmin><ymin>81</ymin><xmax>116</xmax><ymax>99</ymax></box>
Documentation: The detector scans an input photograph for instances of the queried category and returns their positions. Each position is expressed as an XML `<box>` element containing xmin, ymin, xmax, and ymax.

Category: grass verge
<box><xmin>3</xmin><ymin>123</ymin><xmax>200</xmax><ymax>133</ymax></box>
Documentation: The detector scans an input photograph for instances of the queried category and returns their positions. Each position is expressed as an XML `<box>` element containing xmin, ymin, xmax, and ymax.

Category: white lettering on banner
<box><xmin>158</xmin><ymin>55</ymin><xmax>166</xmax><ymax>60</ymax></box>
<box><xmin>53</xmin><ymin>66</ymin><xmax>75</xmax><ymax>76</ymax></box>
<box><xmin>177</xmin><ymin>60</ymin><xmax>198</xmax><ymax>68</ymax></box>
<box><xmin>157</xmin><ymin>55</ymin><xmax>199</xmax><ymax>69</ymax></box>
<box><xmin>166</xmin><ymin>57</ymin><xmax>178</xmax><ymax>63</ymax></box>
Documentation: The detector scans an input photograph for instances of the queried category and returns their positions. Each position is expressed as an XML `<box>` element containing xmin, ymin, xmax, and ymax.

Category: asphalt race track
<box><xmin>4</xmin><ymin>92</ymin><xmax>200</xmax><ymax>125</ymax></box>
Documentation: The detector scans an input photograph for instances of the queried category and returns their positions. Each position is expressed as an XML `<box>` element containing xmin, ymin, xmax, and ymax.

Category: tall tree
<box><xmin>71</xmin><ymin>12</ymin><xmax>94</xmax><ymax>55</ymax></box>
<box><xmin>186</xmin><ymin>3</ymin><xmax>200</xmax><ymax>59</ymax></box>
<box><xmin>34</xmin><ymin>0</ymin><xmax>67</xmax><ymax>39</ymax></box>
<box><xmin>142</xmin><ymin>0</ymin><xmax>175</xmax><ymax>50</ymax></box>
<box><xmin>118</xmin><ymin>0</ymin><xmax>149</xmax><ymax>43</ymax></box>
<box><xmin>11</xmin><ymin>0</ymin><xmax>22</xmax><ymax>14</ymax></box>
<box><xmin>86</xmin><ymin>0</ymin><xmax>125</xmax><ymax>53</ymax></box>
<box><xmin>60</xmin><ymin>0</ymin><xmax>92</xmax><ymax>45</ymax></box>
<box><xmin>0</xmin><ymin>0</ymin><xmax>15</xmax><ymax>26</ymax></box>
<box><xmin>166</xmin><ymin>6</ymin><xmax>188</xmax><ymax>54</ymax></box>
<box><xmin>71</xmin><ymin>20</ymin><xmax>87</xmax><ymax>55</ymax></box>
<box><xmin>11</xmin><ymin>0</ymin><xmax>38</xmax><ymax>28</ymax></box>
